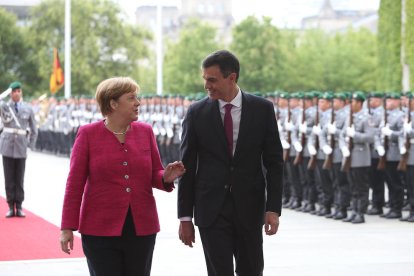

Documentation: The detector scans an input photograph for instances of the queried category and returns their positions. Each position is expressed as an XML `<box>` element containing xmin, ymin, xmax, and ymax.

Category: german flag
<box><xmin>50</xmin><ymin>48</ymin><xmax>64</xmax><ymax>94</ymax></box>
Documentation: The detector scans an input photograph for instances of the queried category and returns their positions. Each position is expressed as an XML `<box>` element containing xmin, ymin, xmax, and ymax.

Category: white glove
<box><xmin>293</xmin><ymin>141</ymin><xmax>303</xmax><ymax>152</ymax></box>
<box><xmin>346</xmin><ymin>126</ymin><xmax>355</xmax><ymax>138</ymax></box>
<box><xmin>341</xmin><ymin>147</ymin><xmax>350</xmax><ymax>158</ymax></box>
<box><xmin>299</xmin><ymin>122</ymin><xmax>307</xmax><ymax>134</ymax></box>
<box><xmin>322</xmin><ymin>145</ymin><xmax>333</xmax><ymax>155</ymax></box>
<box><xmin>400</xmin><ymin>146</ymin><xmax>407</xmax><ymax>155</ymax></box>
<box><xmin>278</xmin><ymin>122</ymin><xmax>283</xmax><ymax>132</ymax></box>
<box><xmin>281</xmin><ymin>139</ymin><xmax>290</xmax><ymax>150</ymax></box>
<box><xmin>404</xmin><ymin>122</ymin><xmax>412</xmax><ymax>133</ymax></box>
<box><xmin>308</xmin><ymin>145</ymin><xmax>317</xmax><ymax>156</ymax></box>
<box><xmin>285</xmin><ymin>121</ymin><xmax>294</xmax><ymax>131</ymax></box>
<box><xmin>376</xmin><ymin>146</ymin><xmax>385</xmax><ymax>157</ymax></box>
<box><xmin>312</xmin><ymin>125</ymin><xmax>321</xmax><ymax>135</ymax></box>
<box><xmin>381</xmin><ymin>126</ymin><xmax>393</xmax><ymax>137</ymax></box>
<box><xmin>327</xmin><ymin>123</ymin><xmax>336</xmax><ymax>135</ymax></box>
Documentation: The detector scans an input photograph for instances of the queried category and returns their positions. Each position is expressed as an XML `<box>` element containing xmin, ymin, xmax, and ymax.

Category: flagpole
<box><xmin>64</xmin><ymin>0</ymin><xmax>71</xmax><ymax>98</ymax></box>
<box><xmin>156</xmin><ymin>1</ymin><xmax>163</xmax><ymax>96</ymax></box>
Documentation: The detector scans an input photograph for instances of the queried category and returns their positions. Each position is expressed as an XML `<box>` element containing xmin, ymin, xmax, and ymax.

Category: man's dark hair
<box><xmin>202</xmin><ymin>50</ymin><xmax>240</xmax><ymax>82</ymax></box>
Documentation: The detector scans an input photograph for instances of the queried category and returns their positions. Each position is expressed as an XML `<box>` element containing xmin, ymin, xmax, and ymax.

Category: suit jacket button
<box><xmin>224</xmin><ymin>185</ymin><xmax>229</xmax><ymax>189</ymax></box>
<box><xmin>124</xmin><ymin>175</ymin><xmax>129</xmax><ymax>179</ymax></box>
<box><xmin>126</xmin><ymin>187</ymin><xmax>131</xmax><ymax>192</ymax></box>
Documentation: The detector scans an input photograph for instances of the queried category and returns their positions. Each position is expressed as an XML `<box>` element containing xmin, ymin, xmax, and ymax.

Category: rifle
<box><xmin>377</xmin><ymin>99</ymin><xmax>388</xmax><ymax>170</ymax></box>
<box><xmin>341</xmin><ymin>103</ymin><xmax>353</xmax><ymax>172</ymax></box>
<box><xmin>397</xmin><ymin>96</ymin><xmax>411</xmax><ymax>171</ymax></box>
<box><xmin>307</xmin><ymin>100</ymin><xmax>319</xmax><ymax>170</ymax></box>
<box><xmin>293</xmin><ymin>99</ymin><xmax>306</xmax><ymax>165</ymax></box>
<box><xmin>283</xmin><ymin>99</ymin><xmax>291</xmax><ymax>162</ymax></box>
<box><xmin>323</xmin><ymin>99</ymin><xmax>335</xmax><ymax>169</ymax></box>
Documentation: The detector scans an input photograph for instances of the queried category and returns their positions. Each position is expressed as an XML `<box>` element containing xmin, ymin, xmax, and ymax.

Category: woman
<box><xmin>60</xmin><ymin>77</ymin><xmax>185</xmax><ymax>276</ymax></box>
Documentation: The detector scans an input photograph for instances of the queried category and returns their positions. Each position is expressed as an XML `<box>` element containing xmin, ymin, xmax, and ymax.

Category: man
<box><xmin>0</xmin><ymin>81</ymin><xmax>37</xmax><ymax>218</ymax></box>
<box><xmin>178</xmin><ymin>50</ymin><xmax>283</xmax><ymax>276</ymax></box>
<box><xmin>340</xmin><ymin>92</ymin><xmax>374</xmax><ymax>223</ymax></box>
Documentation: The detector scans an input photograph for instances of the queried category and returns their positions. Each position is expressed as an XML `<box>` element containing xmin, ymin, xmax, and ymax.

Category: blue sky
<box><xmin>118</xmin><ymin>0</ymin><xmax>380</xmax><ymax>28</ymax></box>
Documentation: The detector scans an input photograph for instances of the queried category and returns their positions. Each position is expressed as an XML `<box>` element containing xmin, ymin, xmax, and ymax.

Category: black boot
<box><xmin>400</xmin><ymin>211</ymin><xmax>414</xmax><ymax>222</ymax></box>
<box><xmin>5</xmin><ymin>202</ymin><xmax>15</xmax><ymax>218</ymax></box>
<box><xmin>304</xmin><ymin>203</ymin><xmax>316</xmax><ymax>213</ymax></box>
<box><xmin>384</xmin><ymin>210</ymin><xmax>402</xmax><ymax>219</ymax></box>
<box><xmin>352</xmin><ymin>213</ymin><xmax>365</xmax><ymax>224</ymax></box>
<box><xmin>334</xmin><ymin>208</ymin><xmax>347</xmax><ymax>220</ymax></box>
<box><xmin>343</xmin><ymin>212</ymin><xmax>356</xmax><ymax>222</ymax></box>
<box><xmin>367</xmin><ymin>206</ymin><xmax>383</xmax><ymax>215</ymax></box>
<box><xmin>15</xmin><ymin>203</ymin><xmax>26</xmax><ymax>218</ymax></box>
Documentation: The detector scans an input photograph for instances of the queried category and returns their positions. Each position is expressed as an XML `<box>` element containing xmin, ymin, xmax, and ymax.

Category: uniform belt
<box><xmin>2</xmin><ymin>128</ymin><xmax>27</xmax><ymax>135</ymax></box>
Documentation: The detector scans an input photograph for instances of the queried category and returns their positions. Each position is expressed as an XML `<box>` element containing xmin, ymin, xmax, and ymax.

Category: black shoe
<box><xmin>367</xmin><ymin>207</ymin><xmax>383</xmax><ymax>215</ymax></box>
<box><xmin>334</xmin><ymin>210</ymin><xmax>347</xmax><ymax>220</ymax></box>
<box><xmin>304</xmin><ymin>204</ymin><xmax>316</xmax><ymax>213</ymax></box>
<box><xmin>6</xmin><ymin>208</ymin><xmax>15</xmax><ymax>218</ymax></box>
<box><xmin>352</xmin><ymin>214</ymin><xmax>365</xmax><ymax>224</ymax></box>
<box><xmin>408</xmin><ymin>214</ymin><xmax>414</xmax><ymax>222</ymax></box>
<box><xmin>16</xmin><ymin>208</ymin><xmax>26</xmax><ymax>218</ymax></box>
<box><xmin>325</xmin><ymin>210</ymin><xmax>336</xmax><ymax>219</ymax></box>
<box><xmin>317</xmin><ymin>207</ymin><xmax>331</xmax><ymax>217</ymax></box>
<box><xmin>385</xmin><ymin>210</ymin><xmax>402</xmax><ymax>219</ymax></box>
<box><xmin>291</xmin><ymin>201</ymin><xmax>302</xmax><ymax>210</ymax></box>
<box><xmin>380</xmin><ymin>210</ymin><xmax>391</xmax><ymax>218</ymax></box>
<box><xmin>343</xmin><ymin>213</ymin><xmax>356</xmax><ymax>222</ymax></box>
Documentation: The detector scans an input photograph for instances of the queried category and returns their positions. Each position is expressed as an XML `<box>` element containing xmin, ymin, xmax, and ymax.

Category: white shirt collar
<box><xmin>218</xmin><ymin>87</ymin><xmax>242</xmax><ymax>109</ymax></box>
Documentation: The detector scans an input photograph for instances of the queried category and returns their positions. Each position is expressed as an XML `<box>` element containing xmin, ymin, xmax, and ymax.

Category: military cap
<box><xmin>334</xmin><ymin>92</ymin><xmax>347</xmax><ymax>101</ymax></box>
<box><xmin>406</xmin><ymin>91</ymin><xmax>414</xmax><ymax>99</ymax></box>
<box><xmin>352</xmin><ymin>91</ymin><xmax>366</xmax><ymax>102</ymax></box>
<box><xmin>303</xmin><ymin>92</ymin><xmax>313</xmax><ymax>99</ymax></box>
<box><xmin>343</xmin><ymin>91</ymin><xmax>352</xmax><ymax>100</ymax></box>
<box><xmin>320</xmin><ymin>91</ymin><xmax>333</xmax><ymax>100</ymax></box>
<box><xmin>369</xmin><ymin>91</ymin><xmax>384</xmax><ymax>98</ymax></box>
<box><xmin>278</xmin><ymin>92</ymin><xmax>290</xmax><ymax>99</ymax></box>
<box><xmin>311</xmin><ymin>91</ymin><xmax>322</xmax><ymax>98</ymax></box>
<box><xmin>9</xmin><ymin>81</ymin><xmax>22</xmax><ymax>90</ymax></box>
<box><xmin>386</xmin><ymin>92</ymin><xmax>401</xmax><ymax>99</ymax></box>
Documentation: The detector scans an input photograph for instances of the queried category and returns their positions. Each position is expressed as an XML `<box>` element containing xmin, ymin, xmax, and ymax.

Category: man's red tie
<box><xmin>224</xmin><ymin>104</ymin><xmax>233</xmax><ymax>157</ymax></box>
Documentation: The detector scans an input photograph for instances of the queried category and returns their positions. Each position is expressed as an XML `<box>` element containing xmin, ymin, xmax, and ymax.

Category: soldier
<box><xmin>311</xmin><ymin>92</ymin><xmax>334</xmax><ymax>217</ymax></box>
<box><xmin>378</xmin><ymin>93</ymin><xmax>405</xmax><ymax>219</ymax></box>
<box><xmin>325</xmin><ymin>93</ymin><xmax>350</xmax><ymax>219</ymax></box>
<box><xmin>367</xmin><ymin>92</ymin><xmax>386</xmax><ymax>215</ymax></box>
<box><xmin>0</xmin><ymin>81</ymin><xmax>37</xmax><ymax>218</ymax></box>
<box><xmin>340</xmin><ymin>91</ymin><xmax>374</xmax><ymax>223</ymax></box>
<box><xmin>402</xmin><ymin>92</ymin><xmax>414</xmax><ymax>222</ymax></box>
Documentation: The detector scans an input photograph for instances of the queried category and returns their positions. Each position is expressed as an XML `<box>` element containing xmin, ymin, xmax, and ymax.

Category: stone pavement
<box><xmin>0</xmin><ymin>150</ymin><xmax>413</xmax><ymax>276</ymax></box>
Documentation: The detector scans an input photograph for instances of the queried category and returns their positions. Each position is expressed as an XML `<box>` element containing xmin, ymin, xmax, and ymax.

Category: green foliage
<box><xmin>231</xmin><ymin>16</ymin><xmax>283</xmax><ymax>93</ymax></box>
<box><xmin>25</xmin><ymin>0</ymin><xmax>152</xmax><ymax>96</ymax></box>
<box><xmin>163</xmin><ymin>18</ymin><xmax>221</xmax><ymax>94</ymax></box>
<box><xmin>0</xmin><ymin>8</ymin><xmax>36</xmax><ymax>93</ymax></box>
<box><xmin>377</xmin><ymin>0</ymin><xmax>402</xmax><ymax>91</ymax></box>
<box><xmin>406</xmin><ymin>0</ymin><xmax>414</xmax><ymax>90</ymax></box>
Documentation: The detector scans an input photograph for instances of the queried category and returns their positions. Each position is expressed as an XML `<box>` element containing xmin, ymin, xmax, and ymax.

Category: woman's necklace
<box><xmin>104</xmin><ymin>120</ymin><xmax>130</xmax><ymax>135</ymax></box>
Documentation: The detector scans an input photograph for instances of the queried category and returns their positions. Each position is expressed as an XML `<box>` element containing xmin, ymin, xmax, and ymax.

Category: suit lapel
<box><xmin>233</xmin><ymin>92</ymin><xmax>251</xmax><ymax>160</ymax></box>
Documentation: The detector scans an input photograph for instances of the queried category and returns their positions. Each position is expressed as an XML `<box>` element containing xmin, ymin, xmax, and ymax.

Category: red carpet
<box><xmin>0</xmin><ymin>196</ymin><xmax>84</xmax><ymax>261</ymax></box>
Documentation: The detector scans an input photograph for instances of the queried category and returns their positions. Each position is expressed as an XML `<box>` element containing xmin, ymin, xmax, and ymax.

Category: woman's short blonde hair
<box><xmin>95</xmin><ymin>77</ymin><xmax>140</xmax><ymax>116</ymax></box>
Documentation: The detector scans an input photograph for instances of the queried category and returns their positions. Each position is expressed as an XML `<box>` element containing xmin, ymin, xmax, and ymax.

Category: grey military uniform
<box><xmin>0</xmin><ymin>101</ymin><xmax>37</xmax><ymax>158</ymax></box>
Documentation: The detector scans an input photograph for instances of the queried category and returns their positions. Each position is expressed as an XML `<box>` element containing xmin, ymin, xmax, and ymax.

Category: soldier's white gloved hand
<box><xmin>308</xmin><ymin>145</ymin><xmax>317</xmax><ymax>156</ymax></box>
<box><xmin>376</xmin><ymin>146</ymin><xmax>385</xmax><ymax>157</ymax></box>
<box><xmin>322</xmin><ymin>145</ymin><xmax>333</xmax><ymax>155</ymax></box>
<box><xmin>327</xmin><ymin>123</ymin><xmax>336</xmax><ymax>135</ymax></box>
<box><xmin>400</xmin><ymin>146</ymin><xmax>407</xmax><ymax>155</ymax></box>
<box><xmin>299</xmin><ymin>122</ymin><xmax>307</xmax><ymax>134</ymax></box>
<box><xmin>381</xmin><ymin>126</ymin><xmax>393</xmax><ymax>137</ymax></box>
<box><xmin>285</xmin><ymin>121</ymin><xmax>294</xmax><ymax>131</ymax></box>
<box><xmin>293</xmin><ymin>141</ymin><xmax>303</xmax><ymax>152</ymax></box>
<box><xmin>278</xmin><ymin>122</ymin><xmax>283</xmax><ymax>132</ymax></box>
<box><xmin>341</xmin><ymin>147</ymin><xmax>350</xmax><ymax>158</ymax></box>
<box><xmin>404</xmin><ymin>122</ymin><xmax>412</xmax><ymax>133</ymax></box>
<box><xmin>312</xmin><ymin>125</ymin><xmax>321</xmax><ymax>135</ymax></box>
<box><xmin>346</xmin><ymin>126</ymin><xmax>355</xmax><ymax>138</ymax></box>
<box><xmin>281</xmin><ymin>139</ymin><xmax>290</xmax><ymax>150</ymax></box>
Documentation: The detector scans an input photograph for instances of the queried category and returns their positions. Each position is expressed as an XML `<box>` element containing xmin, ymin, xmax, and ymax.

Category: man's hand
<box><xmin>179</xmin><ymin>221</ymin><xmax>195</xmax><ymax>247</ymax></box>
<box><xmin>264</xmin><ymin>212</ymin><xmax>279</xmax><ymax>236</ymax></box>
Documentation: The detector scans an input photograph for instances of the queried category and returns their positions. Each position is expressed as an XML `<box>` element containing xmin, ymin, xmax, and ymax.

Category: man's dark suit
<box><xmin>178</xmin><ymin>91</ymin><xmax>284</xmax><ymax>275</ymax></box>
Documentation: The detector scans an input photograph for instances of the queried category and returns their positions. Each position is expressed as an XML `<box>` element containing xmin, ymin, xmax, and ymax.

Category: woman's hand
<box><xmin>60</xmin><ymin>229</ymin><xmax>74</xmax><ymax>254</ymax></box>
<box><xmin>163</xmin><ymin>161</ymin><xmax>186</xmax><ymax>183</ymax></box>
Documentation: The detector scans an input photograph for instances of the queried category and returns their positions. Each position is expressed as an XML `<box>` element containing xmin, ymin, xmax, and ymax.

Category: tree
<box><xmin>377</xmin><ymin>0</ymin><xmax>402</xmax><ymax>91</ymax></box>
<box><xmin>406</xmin><ymin>0</ymin><xmax>414</xmax><ymax>90</ymax></box>
<box><xmin>0</xmin><ymin>8</ymin><xmax>37</xmax><ymax>93</ymax></box>
<box><xmin>163</xmin><ymin>18</ymin><xmax>221</xmax><ymax>95</ymax></box>
<box><xmin>25</xmin><ymin>0</ymin><xmax>152</xmax><ymax>96</ymax></box>
<box><xmin>231</xmin><ymin>16</ymin><xmax>283</xmax><ymax>93</ymax></box>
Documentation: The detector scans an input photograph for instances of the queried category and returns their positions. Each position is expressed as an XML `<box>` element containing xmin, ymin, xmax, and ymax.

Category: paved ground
<box><xmin>0</xmin><ymin>150</ymin><xmax>413</xmax><ymax>276</ymax></box>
